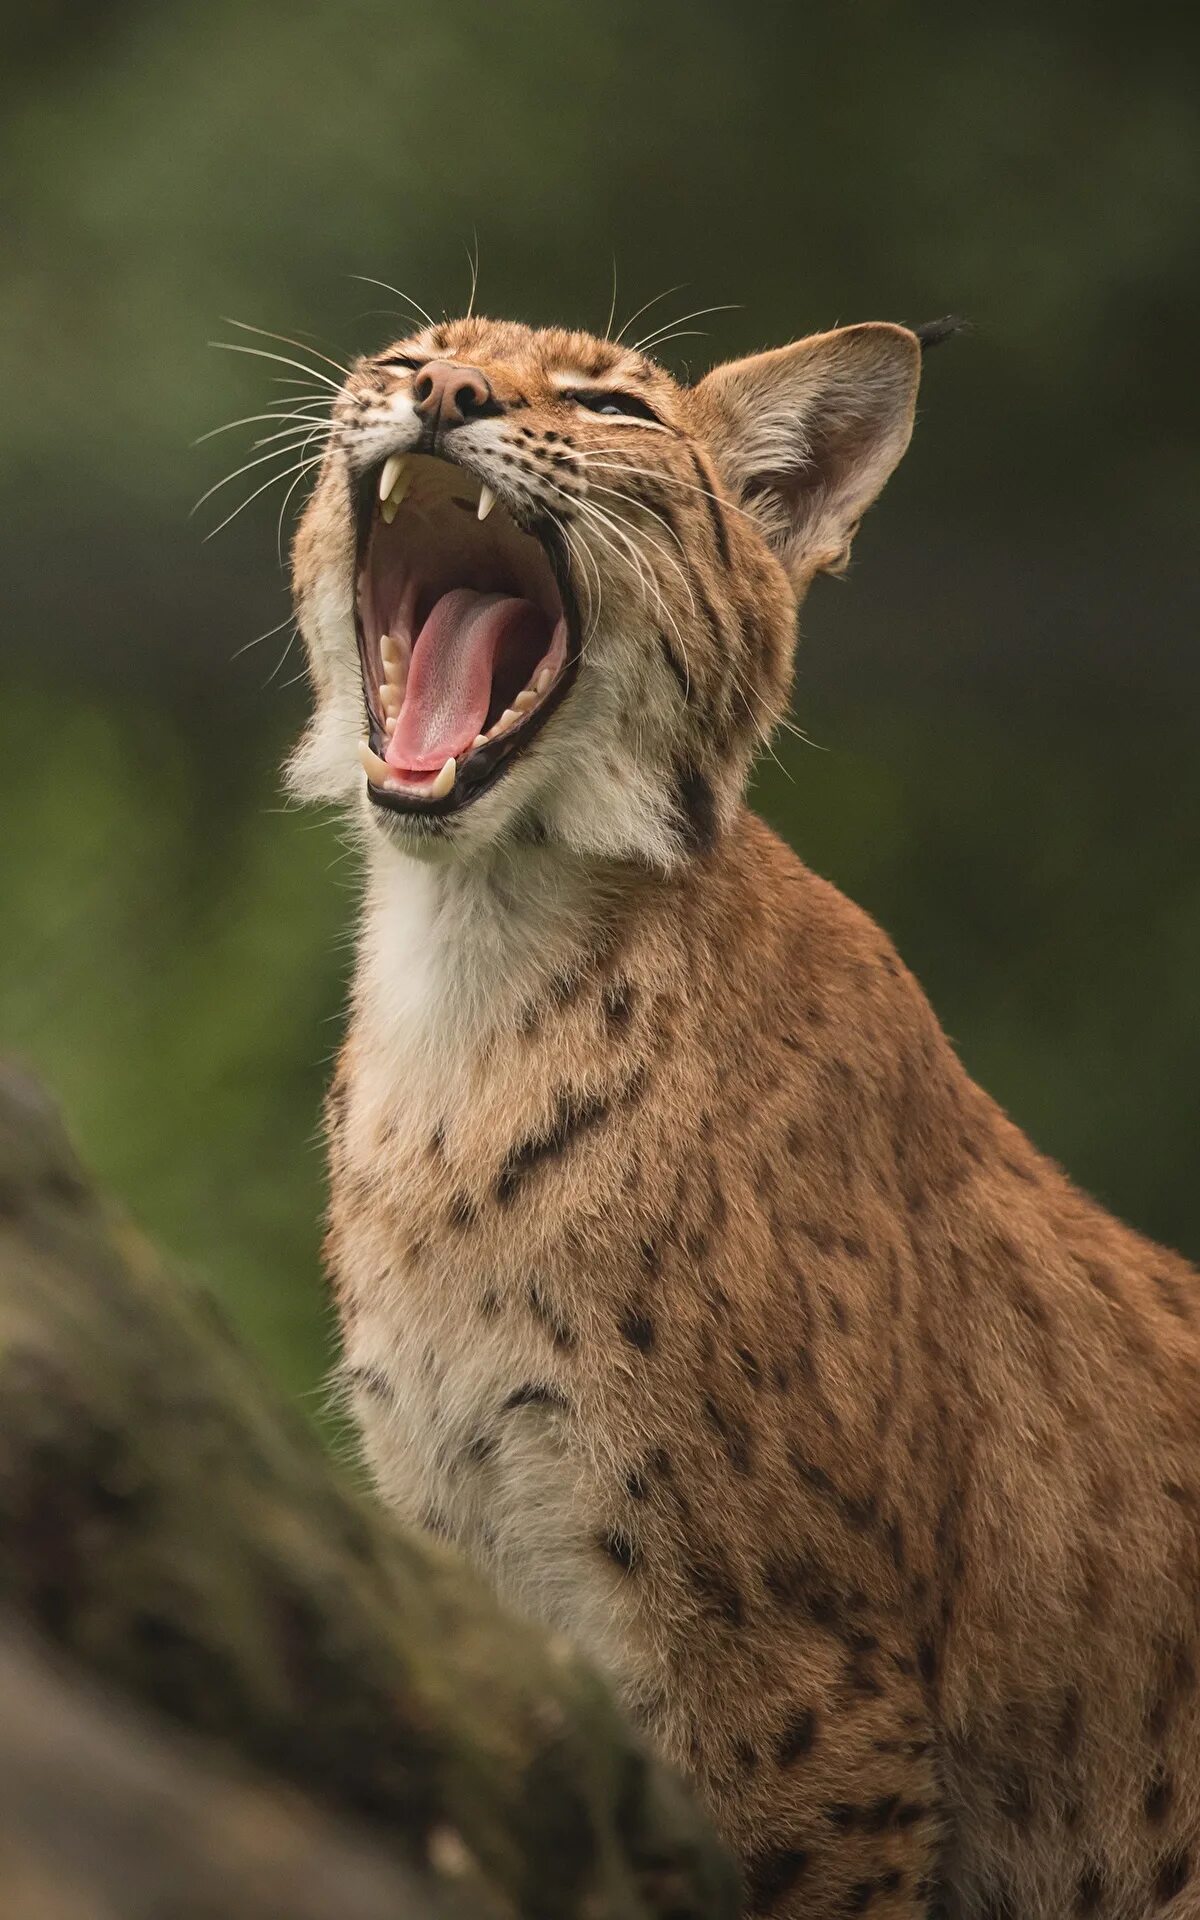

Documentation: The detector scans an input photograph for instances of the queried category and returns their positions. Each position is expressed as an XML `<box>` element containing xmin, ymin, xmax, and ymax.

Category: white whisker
<box><xmin>202</xmin><ymin>453</ymin><xmax>324</xmax><ymax>542</ymax></box>
<box><xmin>631</xmin><ymin>303</ymin><xmax>740</xmax><ymax>355</ymax></box>
<box><xmin>209</xmin><ymin>341</ymin><xmax>344</xmax><ymax>392</ymax></box>
<box><xmin>349</xmin><ymin>274</ymin><xmax>436</xmax><ymax>330</ymax></box>
<box><xmin>613</xmin><ymin>283</ymin><xmax>686</xmax><ymax>347</ymax></box>
<box><xmin>221</xmin><ymin>317</ymin><xmax>351</xmax><ymax>381</ymax></box>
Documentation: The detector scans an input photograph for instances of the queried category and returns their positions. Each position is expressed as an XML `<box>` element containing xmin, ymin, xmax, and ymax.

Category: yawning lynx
<box><xmin>286</xmin><ymin>311</ymin><xmax>1200</xmax><ymax>1917</ymax></box>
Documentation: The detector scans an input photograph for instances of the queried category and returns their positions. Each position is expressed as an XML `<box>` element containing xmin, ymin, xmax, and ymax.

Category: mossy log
<box><xmin>0</xmin><ymin>1065</ymin><xmax>738</xmax><ymax>1919</ymax></box>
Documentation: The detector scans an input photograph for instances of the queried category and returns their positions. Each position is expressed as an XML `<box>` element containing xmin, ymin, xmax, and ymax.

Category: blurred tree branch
<box><xmin>0</xmin><ymin>1063</ymin><xmax>737</xmax><ymax>1920</ymax></box>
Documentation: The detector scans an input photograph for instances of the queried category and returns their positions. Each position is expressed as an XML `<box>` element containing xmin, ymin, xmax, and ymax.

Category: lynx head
<box><xmin>288</xmin><ymin>313</ymin><xmax>921</xmax><ymax>868</ymax></box>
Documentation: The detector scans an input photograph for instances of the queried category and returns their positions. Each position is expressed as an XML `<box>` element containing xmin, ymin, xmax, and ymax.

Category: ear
<box><xmin>692</xmin><ymin>323</ymin><xmax>921</xmax><ymax>582</ymax></box>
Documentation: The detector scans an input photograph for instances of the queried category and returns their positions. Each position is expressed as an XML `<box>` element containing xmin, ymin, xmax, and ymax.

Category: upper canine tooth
<box><xmin>379</xmin><ymin>454</ymin><xmax>404</xmax><ymax>502</ymax></box>
<box><xmin>430</xmin><ymin>756</ymin><xmax>457</xmax><ymax>799</ymax></box>
<box><xmin>477</xmin><ymin>484</ymin><xmax>497</xmax><ymax>522</ymax></box>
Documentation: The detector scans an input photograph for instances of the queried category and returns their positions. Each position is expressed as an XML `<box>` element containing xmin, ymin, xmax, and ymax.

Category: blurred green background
<box><xmin>3</xmin><ymin>0</ymin><xmax>1197</xmax><ymax>1415</ymax></box>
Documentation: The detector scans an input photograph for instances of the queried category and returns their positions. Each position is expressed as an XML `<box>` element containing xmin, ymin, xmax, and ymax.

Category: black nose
<box><xmin>412</xmin><ymin>360</ymin><xmax>493</xmax><ymax>428</ymax></box>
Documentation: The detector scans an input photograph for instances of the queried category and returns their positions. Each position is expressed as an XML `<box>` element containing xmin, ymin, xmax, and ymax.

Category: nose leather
<box><xmin>412</xmin><ymin>360</ymin><xmax>493</xmax><ymax>429</ymax></box>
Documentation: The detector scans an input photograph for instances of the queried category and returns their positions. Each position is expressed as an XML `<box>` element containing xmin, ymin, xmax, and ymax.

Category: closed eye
<box><xmin>568</xmin><ymin>389</ymin><xmax>663</xmax><ymax>424</ymax></box>
<box><xmin>377</xmin><ymin>353</ymin><xmax>424</xmax><ymax>372</ymax></box>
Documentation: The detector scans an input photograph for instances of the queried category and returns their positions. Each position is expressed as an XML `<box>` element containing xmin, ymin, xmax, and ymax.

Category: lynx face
<box><xmin>289</xmin><ymin>314</ymin><xmax>920</xmax><ymax>866</ymax></box>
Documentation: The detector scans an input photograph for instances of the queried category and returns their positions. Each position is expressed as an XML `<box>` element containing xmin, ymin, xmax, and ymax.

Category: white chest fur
<box><xmin>337</xmin><ymin>846</ymin><xmax>653</xmax><ymax>1700</ymax></box>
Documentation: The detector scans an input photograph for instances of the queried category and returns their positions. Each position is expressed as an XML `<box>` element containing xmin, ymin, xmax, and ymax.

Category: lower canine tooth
<box><xmin>477</xmin><ymin>484</ymin><xmax>497</xmax><ymax>522</ymax></box>
<box><xmin>359</xmin><ymin>742</ymin><xmax>391</xmax><ymax>784</ymax></box>
<box><xmin>430</xmin><ymin>756</ymin><xmax>457</xmax><ymax>799</ymax></box>
<box><xmin>381</xmin><ymin>499</ymin><xmax>397</xmax><ymax>525</ymax></box>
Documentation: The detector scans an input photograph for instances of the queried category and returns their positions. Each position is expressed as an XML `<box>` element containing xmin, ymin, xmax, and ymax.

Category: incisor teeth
<box><xmin>513</xmin><ymin>689</ymin><xmax>538</xmax><ymax>713</ymax></box>
<box><xmin>359</xmin><ymin>742</ymin><xmax>391</xmax><ymax>785</ymax></box>
<box><xmin>477</xmin><ymin>484</ymin><xmax>497</xmax><ymax>522</ymax></box>
<box><xmin>379</xmin><ymin>454</ymin><xmax>405</xmax><ymax>502</ymax></box>
<box><xmin>429</xmin><ymin>757</ymin><xmax>457</xmax><ymax>799</ymax></box>
<box><xmin>535</xmin><ymin>667</ymin><xmax>553</xmax><ymax>696</ymax></box>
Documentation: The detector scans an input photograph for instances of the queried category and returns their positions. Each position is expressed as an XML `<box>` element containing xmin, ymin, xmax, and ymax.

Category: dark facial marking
<box><xmin>658</xmin><ymin>627</ymin><xmax>692</xmax><ymax>702</ymax></box>
<box><xmin>688</xmin><ymin>446</ymin><xmax>733</xmax><ymax>568</ymax></box>
<box><xmin>673</xmin><ymin>762</ymin><xmax>718</xmax><ymax>855</ymax></box>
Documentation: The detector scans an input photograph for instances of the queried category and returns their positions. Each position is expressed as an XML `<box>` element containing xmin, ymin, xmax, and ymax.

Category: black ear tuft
<box><xmin>912</xmin><ymin>315</ymin><xmax>968</xmax><ymax>353</ymax></box>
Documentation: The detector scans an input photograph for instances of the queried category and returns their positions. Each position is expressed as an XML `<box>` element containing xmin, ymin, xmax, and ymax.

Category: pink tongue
<box><xmin>385</xmin><ymin>588</ymin><xmax>542</xmax><ymax>775</ymax></box>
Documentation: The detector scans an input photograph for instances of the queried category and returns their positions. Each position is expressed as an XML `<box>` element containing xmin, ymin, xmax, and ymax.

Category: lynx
<box><xmin>286</xmin><ymin>310</ymin><xmax>1200</xmax><ymax>1916</ymax></box>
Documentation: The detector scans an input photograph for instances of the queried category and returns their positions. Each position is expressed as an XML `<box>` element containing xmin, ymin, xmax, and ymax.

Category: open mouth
<box><xmin>354</xmin><ymin>453</ymin><xmax>576</xmax><ymax>816</ymax></box>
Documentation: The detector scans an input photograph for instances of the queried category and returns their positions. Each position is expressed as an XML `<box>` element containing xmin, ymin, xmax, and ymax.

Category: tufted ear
<box><xmin>692</xmin><ymin>323</ymin><xmax>921</xmax><ymax>583</ymax></box>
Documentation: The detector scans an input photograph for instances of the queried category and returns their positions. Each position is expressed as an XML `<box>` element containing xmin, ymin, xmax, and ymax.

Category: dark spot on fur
<box><xmin>776</xmin><ymin>1706</ymin><xmax>816</xmax><ymax>1765</ymax></box>
<box><xmin>598</xmin><ymin>1527</ymin><xmax>639</xmax><ymax>1573</ymax></box>
<box><xmin>684</xmin><ymin>1551</ymin><xmax>744</xmax><ymax>1627</ymax></box>
<box><xmin>1076</xmin><ymin>1865</ymin><xmax>1103</xmax><ymax>1914</ymax></box>
<box><xmin>603</xmin><ymin>978</ymin><xmax>634</xmax><ymax>1030</ymax></box>
<box><xmin>502</xmin><ymin>1382</ymin><xmax>569</xmax><ymax>1414</ymax></box>
<box><xmin>620</xmin><ymin>1307</ymin><xmax>655</xmax><ymax>1351</ymax></box>
<box><xmin>1154</xmin><ymin>1850</ymin><xmax>1191</xmax><ymax>1903</ymax></box>
<box><xmin>448</xmin><ymin>1189</ymin><xmax>477</xmax><ymax>1228</ymax></box>
<box><xmin>917</xmin><ymin>1638</ymin><xmax>937</xmax><ymax>1686</ymax></box>
<box><xmin>465</xmin><ymin>1432</ymin><xmax>496</xmax><ymax>1466</ymax></box>
<box><xmin>495</xmin><ymin>1085</ymin><xmax>610</xmax><ymax>1203</ymax></box>
<box><xmin>1145</xmin><ymin>1767</ymin><xmax>1174</xmax><ymax>1823</ymax></box>
<box><xmin>626</xmin><ymin>1468</ymin><xmax>648</xmax><ymax>1501</ymax></box>
<box><xmin>527</xmin><ymin>1279</ymin><xmax>575</xmax><ymax>1351</ymax></box>
<box><xmin>736</xmin><ymin>1346</ymin><xmax>763</xmax><ymax>1387</ymax></box>
<box><xmin>744</xmin><ymin>1848</ymin><xmax>809</xmax><ymax>1912</ymax></box>
<box><xmin>346</xmin><ymin>1364</ymin><xmax>391</xmax><ymax>1404</ymax></box>
<box><xmin>735</xmin><ymin>1737</ymin><xmax>759</xmax><ymax>1773</ymax></box>
<box><xmin>703</xmin><ymin>1393</ymin><xmax>753</xmax><ymax>1474</ymax></box>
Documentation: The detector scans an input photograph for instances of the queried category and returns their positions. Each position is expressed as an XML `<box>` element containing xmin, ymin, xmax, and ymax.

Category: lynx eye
<box><xmin>378</xmin><ymin>353</ymin><xmax>423</xmax><ymax>372</ymax></box>
<box><xmin>569</xmin><ymin>390</ymin><xmax>661</xmax><ymax>423</ymax></box>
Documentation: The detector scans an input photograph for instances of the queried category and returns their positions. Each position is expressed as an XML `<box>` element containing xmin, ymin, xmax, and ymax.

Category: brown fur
<box><xmin>292</xmin><ymin>314</ymin><xmax>1200</xmax><ymax>1917</ymax></box>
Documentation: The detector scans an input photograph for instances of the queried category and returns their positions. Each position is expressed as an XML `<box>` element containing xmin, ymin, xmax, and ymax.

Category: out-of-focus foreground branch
<box><xmin>0</xmin><ymin>1065</ymin><xmax>738</xmax><ymax>1919</ymax></box>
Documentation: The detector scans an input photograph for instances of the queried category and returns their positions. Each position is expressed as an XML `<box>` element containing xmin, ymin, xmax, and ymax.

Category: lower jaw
<box><xmin>359</xmin><ymin>641</ymin><xmax>581</xmax><ymax>820</ymax></box>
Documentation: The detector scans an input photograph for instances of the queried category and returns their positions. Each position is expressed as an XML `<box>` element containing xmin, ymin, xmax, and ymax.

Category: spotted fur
<box><xmin>290</xmin><ymin>315</ymin><xmax>1200</xmax><ymax>1917</ymax></box>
